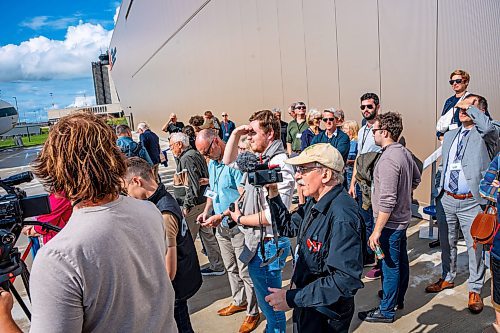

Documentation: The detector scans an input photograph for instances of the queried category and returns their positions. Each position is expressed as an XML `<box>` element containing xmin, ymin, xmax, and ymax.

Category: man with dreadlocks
<box><xmin>0</xmin><ymin>112</ymin><xmax>177</xmax><ymax>333</ymax></box>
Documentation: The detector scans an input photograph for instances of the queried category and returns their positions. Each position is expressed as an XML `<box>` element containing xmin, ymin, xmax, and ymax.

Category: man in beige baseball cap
<box><xmin>265</xmin><ymin>142</ymin><xmax>363</xmax><ymax>332</ymax></box>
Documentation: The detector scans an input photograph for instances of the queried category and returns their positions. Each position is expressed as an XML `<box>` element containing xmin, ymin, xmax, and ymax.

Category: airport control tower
<box><xmin>91</xmin><ymin>52</ymin><xmax>119</xmax><ymax>105</ymax></box>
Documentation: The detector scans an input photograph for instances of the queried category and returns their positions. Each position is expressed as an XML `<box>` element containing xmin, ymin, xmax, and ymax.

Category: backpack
<box><xmin>121</xmin><ymin>141</ymin><xmax>143</xmax><ymax>158</ymax></box>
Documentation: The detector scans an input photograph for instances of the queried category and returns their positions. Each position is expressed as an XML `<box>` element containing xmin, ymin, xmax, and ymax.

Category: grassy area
<box><xmin>0</xmin><ymin>133</ymin><xmax>49</xmax><ymax>149</ymax></box>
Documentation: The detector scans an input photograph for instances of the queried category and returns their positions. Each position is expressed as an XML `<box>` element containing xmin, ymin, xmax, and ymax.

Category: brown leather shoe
<box><xmin>239</xmin><ymin>314</ymin><xmax>260</xmax><ymax>333</ymax></box>
<box><xmin>468</xmin><ymin>292</ymin><xmax>484</xmax><ymax>314</ymax></box>
<box><xmin>425</xmin><ymin>278</ymin><xmax>455</xmax><ymax>293</ymax></box>
<box><xmin>217</xmin><ymin>303</ymin><xmax>247</xmax><ymax>316</ymax></box>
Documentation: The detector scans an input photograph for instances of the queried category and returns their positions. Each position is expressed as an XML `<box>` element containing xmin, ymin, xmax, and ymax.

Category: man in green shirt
<box><xmin>286</xmin><ymin>101</ymin><xmax>308</xmax><ymax>156</ymax></box>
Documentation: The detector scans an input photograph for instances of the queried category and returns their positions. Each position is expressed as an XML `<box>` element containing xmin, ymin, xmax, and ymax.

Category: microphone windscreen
<box><xmin>235</xmin><ymin>151</ymin><xmax>258</xmax><ymax>172</ymax></box>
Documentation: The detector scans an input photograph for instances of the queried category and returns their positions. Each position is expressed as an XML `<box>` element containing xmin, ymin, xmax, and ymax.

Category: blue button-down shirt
<box><xmin>208</xmin><ymin>160</ymin><xmax>243</xmax><ymax>214</ymax></box>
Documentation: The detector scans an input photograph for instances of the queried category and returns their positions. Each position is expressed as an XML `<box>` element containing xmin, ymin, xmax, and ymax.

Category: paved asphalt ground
<box><xmin>0</xmin><ymin>143</ymin><xmax>496</xmax><ymax>332</ymax></box>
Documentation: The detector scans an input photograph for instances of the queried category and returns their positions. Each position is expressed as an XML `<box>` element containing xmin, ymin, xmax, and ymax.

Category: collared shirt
<box><xmin>357</xmin><ymin>123</ymin><xmax>382</xmax><ymax>155</ymax></box>
<box><xmin>269</xmin><ymin>185</ymin><xmax>364</xmax><ymax>311</ymax></box>
<box><xmin>208</xmin><ymin>160</ymin><xmax>243</xmax><ymax>214</ymax></box>
<box><xmin>443</xmin><ymin>128</ymin><xmax>471</xmax><ymax>194</ymax></box>
<box><xmin>286</xmin><ymin>119</ymin><xmax>308</xmax><ymax>151</ymax></box>
<box><xmin>311</xmin><ymin>128</ymin><xmax>351</xmax><ymax>161</ymax></box>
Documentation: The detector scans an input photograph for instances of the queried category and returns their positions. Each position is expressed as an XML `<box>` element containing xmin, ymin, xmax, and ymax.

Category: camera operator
<box><xmin>264</xmin><ymin>144</ymin><xmax>364</xmax><ymax>333</ymax></box>
<box><xmin>0</xmin><ymin>112</ymin><xmax>176</xmax><ymax>333</ymax></box>
<box><xmin>223</xmin><ymin>110</ymin><xmax>295</xmax><ymax>333</ymax></box>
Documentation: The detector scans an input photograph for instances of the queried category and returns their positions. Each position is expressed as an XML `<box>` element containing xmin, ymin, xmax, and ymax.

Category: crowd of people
<box><xmin>0</xmin><ymin>69</ymin><xmax>498</xmax><ymax>333</ymax></box>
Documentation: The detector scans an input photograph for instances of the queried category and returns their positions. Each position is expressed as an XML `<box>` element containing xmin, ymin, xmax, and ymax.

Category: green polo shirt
<box><xmin>286</xmin><ymin>119</ymin><xmax>308</xmax><ymax>152</ymax></box>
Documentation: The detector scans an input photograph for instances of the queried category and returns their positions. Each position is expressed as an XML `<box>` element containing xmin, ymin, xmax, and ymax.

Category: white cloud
<box><xmin>67</xmin><ymin>95</ymin><xmax>96</xmax><ymax>108</ymax></box>
<box><xmin>20</xmin><ymin>16</ymin><xmax>78</xmax><ymax>30</ymax></box>
<box><xmin>0</xmin><ymin>22</ymin><xmax>112</xmax><ymax>82</ymax></box>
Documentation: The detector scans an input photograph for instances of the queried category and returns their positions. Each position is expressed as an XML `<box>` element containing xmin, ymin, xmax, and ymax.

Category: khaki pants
<box><xmin>216</xmin><ymin>226</ymin><xmax>258</xmax><ymax>315</ymax></box>
<box><xmin>185</xmin><ymin>203</ymin><xmax>224</xmax><ymax>271</ymax></box>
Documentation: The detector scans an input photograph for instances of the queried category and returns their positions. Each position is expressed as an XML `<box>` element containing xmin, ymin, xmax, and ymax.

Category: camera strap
<box><xmin>258</xmin><ymin>187</ymin><xmax>284</xmax><ymax>268</ymax></box>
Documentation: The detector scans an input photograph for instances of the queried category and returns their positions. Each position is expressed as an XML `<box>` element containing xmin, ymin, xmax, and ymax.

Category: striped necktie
<box><xmin>448</xmin><ymin>130</ymin><xmax>470</xmax><ymax>193</ymax></box>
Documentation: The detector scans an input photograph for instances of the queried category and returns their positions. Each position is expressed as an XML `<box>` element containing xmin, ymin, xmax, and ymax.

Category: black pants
<box><xmin>292</xmin><ymin>297</ymin><xmax>355</xmax><ymax>333</ymax></box>
<box><xmin>174</xmin><ymin>299</ymin><xmax>194</xmax><ymax>333</ymax></box>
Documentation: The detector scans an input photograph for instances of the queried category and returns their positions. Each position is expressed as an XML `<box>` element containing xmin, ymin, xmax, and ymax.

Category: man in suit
<box><xmin>425</xmin><ymin>94</ymin><xmax>499</xmax><ymax>314</ymax></box>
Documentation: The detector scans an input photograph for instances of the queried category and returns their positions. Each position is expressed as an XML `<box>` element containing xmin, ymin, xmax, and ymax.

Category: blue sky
<box><xmin>0</xmin><ymin>0</ymin><xmax>120</xmax><ymax>122</ymax></box>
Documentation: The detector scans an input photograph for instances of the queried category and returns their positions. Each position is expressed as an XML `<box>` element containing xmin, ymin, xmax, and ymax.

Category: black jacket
<box><xmin>139</xmin><ymin>129</ymin><xmax>161</xmax><ymax>165</ymax></box>
<box><xmin>148</xmin><ymin>183</ymin><xmax>202</xmax><ymax>300</ymax></box>
<box><xmin>269</xmin><ymin>184</ymin><xmax>364</xmax><ymax>331</ymax></box>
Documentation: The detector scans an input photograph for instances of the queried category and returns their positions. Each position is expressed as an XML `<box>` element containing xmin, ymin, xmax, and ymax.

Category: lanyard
<box><xmin>360</xmin><ymin>124</ymin><xmax>372</xmax><ymax>152</ymax></box>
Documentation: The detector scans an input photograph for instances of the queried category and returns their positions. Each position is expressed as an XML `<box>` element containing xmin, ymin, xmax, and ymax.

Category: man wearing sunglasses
<box><xmin>311</xmin><ymin>107</ymin><xmax>350</xmax><ymax>162</ymax></box>
<box><xmin>348</xmin><ymin>93</ymin><xmax>383</xmax><ymax>279</ymax></box>
<box><xmin>436</xmin><ymin>69</ymin><xmax>471</xmax><ymax>139</ymax></box>
<box><xmin>286</xmin><ymin>101</ymin><xmax>308</xmax><ymax>156</ymax></box>
<box><xmin>426</xmin><ymin>94</ymin><xmax>499</xmax><ymax>315</ymax></box>
<box><xmin>264</xmin><ymin>143</ymin><xmax>364</xmax><ymax>332</ymax></box>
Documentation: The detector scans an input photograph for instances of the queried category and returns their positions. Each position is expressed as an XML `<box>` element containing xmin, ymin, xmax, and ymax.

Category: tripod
<box><xmin>0</xmin><ymin>221</ymin><xmax>61</xmax><ymax>321</ymax></box>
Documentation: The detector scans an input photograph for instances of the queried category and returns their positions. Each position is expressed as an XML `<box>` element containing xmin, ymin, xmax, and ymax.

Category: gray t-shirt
<box><xmin>29</xmin><ymin>196</ymin><xmax>177</xmax><ymax>333</ymax></box>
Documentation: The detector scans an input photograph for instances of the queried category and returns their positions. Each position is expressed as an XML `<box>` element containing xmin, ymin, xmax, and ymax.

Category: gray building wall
<box><xmin>109</xmin><ymin>0</ymin><xmax>500</xmax><ymax>203</ymax></box>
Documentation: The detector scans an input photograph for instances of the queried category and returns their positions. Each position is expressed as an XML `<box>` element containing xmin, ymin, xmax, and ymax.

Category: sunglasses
<box><xmin>222</xmin><ymin>114</ymin><xmax>228</xmax><ymax>117</ymax></box>
<box><xmin>449</xmin><ymin>79</ymin><xmax>463</xmax><ymax>85</ymax></box>
<box><xmin>322</xmin><ymin>117</ymin><xmax>335</xmax><ymax>122</ymax></box>
<box><xmin>360</xmin><ymin>104</ymin><xmax>374</xmax><ymax>110</ymax></box>
<box><xmin>295</xmin><ymin>106</ymin><xmax>306</xmax><ymax>110</ymax></box>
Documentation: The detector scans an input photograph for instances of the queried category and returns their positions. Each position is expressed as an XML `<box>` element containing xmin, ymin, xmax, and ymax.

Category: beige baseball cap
<box><xmin>285</xmin><ymin>143</ymin><xmax>344</xmax><ymax>172</ymax></box>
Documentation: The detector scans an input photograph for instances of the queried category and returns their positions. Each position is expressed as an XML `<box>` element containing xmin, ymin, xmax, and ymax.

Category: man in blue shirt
<box><xmin>195</xmin><ymin>129</ymin><xmax>260</xmax><ymax>333</ymax></box>
<box><xmin>311</xmin><ymin>108</ymin><xmax>350</xmax><ymax>162</ymax></box>
<box><xmin>220</xmin><ymin>112</ymin><xmax>236</xmax><ymax>142</ymax></box>
<box><xmin>116</xmin><ymin>124</ymin><xmax>153</xmax><ymax>165</ymax></box>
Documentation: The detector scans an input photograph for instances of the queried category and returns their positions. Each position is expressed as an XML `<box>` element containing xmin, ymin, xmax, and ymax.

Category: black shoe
<box><xmin>377</xmin><ymin>290</ymin><xmax>404</xmax><ymax>310</ymax></box>
<box><xmin>358</xmin><ymin>308</ymin><xmax>394</xmax><ymax>323</ymax></box>
<box><xmin>364</xmin><ymin>254</ymin><xmax>376</xmax><ymax>267</ymax></box>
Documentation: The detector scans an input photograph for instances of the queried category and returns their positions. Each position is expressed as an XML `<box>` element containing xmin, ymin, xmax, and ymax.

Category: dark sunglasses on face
<box><xmin>449</xmin><ymin>79</ymin><xmax>463</xmax><ymax>85</ymax></box>
<box><xmin>360</xmin><ymin>104</ymin><xmax>374</xmax><ymax>110</ymax></box>
<box><xmin>322</xmin><ymin>117</ymin><xmax>335</xmax><ymax>122</ymax></box>
<box><xmin>295</xmin><ymin>106</ymin><xmax>306</xmax><ymax>110</ymax></box>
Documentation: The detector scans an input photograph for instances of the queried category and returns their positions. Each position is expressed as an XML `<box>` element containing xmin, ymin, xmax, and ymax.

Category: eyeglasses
<box><xmin>449</xmin><ymin>79</ymin><xmax>463</xmax><ymax>85</ymax></box>
<box><xmin>322</xmin><ymin>117</ymin><xmax>335</xmax><ymax>122</ymax></box>
<box><xmin>201</xmin><ymin>139</ymin><xmax>215</xmax><ymax>156</ymax></box>
<box><xmin>295</xmin><ymin>106</ymin><xmax>306</xmax><ymax>110</ymax></box>
<box><xmin>371</xmin><ymin>128</ymin><xmax>386</xmax><ymax>135</ymax></box>
<box><xmin>360</xmin><ymin>104</ymin><xmax>375</xmax><ymax>110</ymax></box>
<box><xmin>296</xmin><ymin>165</ymin><xmax>321</xmax><ymax>174</ymax></box>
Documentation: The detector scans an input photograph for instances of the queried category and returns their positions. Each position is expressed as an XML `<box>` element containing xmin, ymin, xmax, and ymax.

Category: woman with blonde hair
<box><xmin>300</xmin><ymin>108</ymin><xmax>323</xmax><ymax>151</ymax></box>
<box><xmin>342</xmin><ymin>120</ymin><xmax>360</xmax><ymax>190</ymax></box>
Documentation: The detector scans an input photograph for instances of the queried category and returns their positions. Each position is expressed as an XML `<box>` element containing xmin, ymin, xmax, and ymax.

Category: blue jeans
<box><xmin>358</xmin><ymin>201</ymin><xmax>374</xmax><ymax>255</ymax></box>
<box><xmin>248</xmin><ymin>237</ymin><xmax>290</xmax><ymax>333</ymax></box>
<box><xmin>379</xmin><ymin>228</ymin><xmax>409</xmax><ymax>318</ymax></box>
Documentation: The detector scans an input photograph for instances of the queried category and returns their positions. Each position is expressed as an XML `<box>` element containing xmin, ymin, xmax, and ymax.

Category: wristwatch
<box><xmin>237</xmin><ymin>215</ymin><xmax>243</xmax><ymax>225</ymax></box>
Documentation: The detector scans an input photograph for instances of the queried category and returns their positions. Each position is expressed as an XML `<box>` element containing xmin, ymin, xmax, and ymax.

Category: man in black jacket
<box><xmin>264</xmin><ymin>143</ymin><xmax>364</xmax><ymax>333</ymax></box>
<box><xmin>137</xmin><ymin>122</ymin><xmax>161</xmax><ymax>180</ymax></box>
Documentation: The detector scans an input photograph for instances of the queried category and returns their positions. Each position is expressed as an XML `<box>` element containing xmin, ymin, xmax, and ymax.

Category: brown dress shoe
<box><xmin>239</xmin><ymin>314</ymin><xmax>260</xmax><ymax>333</ymax></box>
<box><xmin>217</xmin><ymin>303</ymin><xmax>247</xmax><ymax>316</ymax></box>
<box><xmin>468</xmin><ymin>292</ymin><xmax>484</xmax><ymax>314</ymax></box>
<box><xmin>425</xmin><ymin>278</ymin><xmax>455</xmax><ymax>293</ymax></box>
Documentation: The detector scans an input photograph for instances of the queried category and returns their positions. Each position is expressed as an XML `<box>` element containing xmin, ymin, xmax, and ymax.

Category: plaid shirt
<box><xmin>479</xmin><ymin>153</ymin><xmax>499</xmax><ymax>202</ymax></box>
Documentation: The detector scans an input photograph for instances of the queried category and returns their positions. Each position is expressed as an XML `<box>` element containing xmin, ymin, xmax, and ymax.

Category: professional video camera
<box><xmin>0</xmin><ymin>171</ymin><xmax>59</xmax><ymax>320</ymax></box>
<box><xmin>235</xmin><ymin>151</ymin><xmax>283</xmax><ymax>186</ymax></box>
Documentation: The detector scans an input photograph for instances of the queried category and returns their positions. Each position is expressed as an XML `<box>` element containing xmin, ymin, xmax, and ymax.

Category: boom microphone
<box><xmin>235</xmin><ymin>151</ymin><xmax>259</xmax><ymax>173</ymax></box>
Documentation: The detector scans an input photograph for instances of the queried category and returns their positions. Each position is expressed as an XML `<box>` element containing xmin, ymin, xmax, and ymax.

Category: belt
<box><xmin>445</xmin><ymin>191</ymin><xmax>473</xmax><ymax>200</ymax></box>
<box><xmin>263</xmin><ymin>237</ymin><xmax>274</xmax><ymax>242</ymax></box>
<box><xmin>292</xmin><ymin>150</ymin><xmax>301</xmax><ymax>153</ymax></box>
